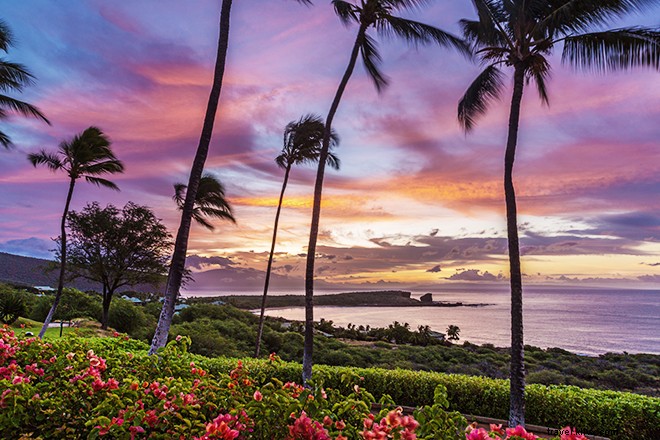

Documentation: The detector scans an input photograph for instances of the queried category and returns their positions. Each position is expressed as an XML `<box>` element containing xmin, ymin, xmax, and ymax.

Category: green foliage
<box><xmin>0</xmin><ymin>284</ymin><xmax>31</xmax><ymax>324</ymax></box>
<box><xmin>107</xmin><ymin>298</ymin><xmax>153</xmax><ymax>336</ymax></box>
<box><xmin>200</xmin><ymin>358</ymin><xmax>660</xmax><ymax>440</ymax></box>
<box><xmin>64</xmin><ymin>201</ymin><xmax>172</xmax><ymax>297</ymax></box>
<box><xmin>0</xmin><ymin>330</ymin><xmax>469</xmax><ymax>439</ymax></box>
<box><xmin>30</xmin><ymin>288</ymin><xmax>103</xmax><ymax>322</ymax></box>
<box><xmin>164</xmin><ymin>304</ymin><xmax>660</xmax><ymax>398</ymax></box>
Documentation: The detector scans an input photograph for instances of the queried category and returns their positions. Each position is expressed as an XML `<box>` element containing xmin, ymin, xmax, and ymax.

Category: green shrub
<box><xmin>200</xmin><ymin>359</ymin><xmax>659</xmax><ymax>440</ymax></box>
<box><xmin>0</xmin><ymin>330</ymin><xmax>468</xmax><ymax>440</ymax></box>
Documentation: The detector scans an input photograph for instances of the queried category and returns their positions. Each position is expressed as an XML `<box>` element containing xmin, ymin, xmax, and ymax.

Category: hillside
<box><xmin>0</xmin><ymin>252</ymin><xmax>159</xmax><ymax>293</ymax></box>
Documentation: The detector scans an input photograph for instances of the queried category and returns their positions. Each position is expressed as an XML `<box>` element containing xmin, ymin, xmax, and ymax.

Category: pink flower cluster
<box><xmin>197</xmin><ymin>413</ymin><xmax>246</xmax><ymax>440</ymax></box>
<box><xmin>286</xmin><ymin>411</ymin><xmax>331</xmax><ymax>440</ymax></box>
<box><xmin>465</xmin><ymin>424</ymin><xmax>537</xmax><ymax>440</ymax></box>
<box><xmin>361</xmin><ymin>409</ymin><xmax>419</xmax><ymax>440</ymax></box>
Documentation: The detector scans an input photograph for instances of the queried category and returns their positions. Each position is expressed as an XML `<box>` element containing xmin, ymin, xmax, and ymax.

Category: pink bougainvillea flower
<box><xmin>559</xmin><ymin>426</ymin><xmax>590</xmax><ymax>440</ymax></box>
<box><xmin>505</xmin><ymin>425</ymin><xmax>537</xmax><ymax>440</ymax></box>
<box><xmin>490</xmin><ymin>424</ymin><xmax>505</xmax><ymax>435</ymax></box>
<box><xmin>466</xmin><ymin>427</ymin><xmax>495</xmax><ymax>440</ymax></box>
<box><xmin>253</xmin><ymin>390</ymin><xmax>263</xmax><ymax>401</ymax></box>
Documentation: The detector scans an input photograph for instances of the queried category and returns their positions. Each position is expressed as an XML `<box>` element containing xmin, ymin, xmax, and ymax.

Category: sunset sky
<box><xmin>1</xmin><ymin>0</ymin><xmax>659</xmax><ymax>292</ymax></box>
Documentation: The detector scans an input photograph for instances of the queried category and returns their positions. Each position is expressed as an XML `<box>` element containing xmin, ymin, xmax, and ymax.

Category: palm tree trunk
<box><xmin>506</xmin><ymin>63</ymin><xmax>526</xmax><ymax>427</ymax></box>
<box><xmin>149</xmin><ymin>0</ymin><xmax>233</xmax><ymax>355</ymax></box>
<box><xmin>302</xmin><ymin>25</ymin><xmax>367</xmax><ymax>384</ymax></box>
<box><xmin>255</xmin><ymin>164</ymin><xmax>292</xmax><ymax>357</ymax></box>
<box><xmin>39</xmin><ymin>177</ymin><xmax>76</xmax><ymax>339</ymax></box>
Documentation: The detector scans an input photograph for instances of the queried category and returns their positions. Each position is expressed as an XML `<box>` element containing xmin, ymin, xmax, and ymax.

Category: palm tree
<box><xmin>28</xmin><ymin>126</ymin><xmax>124</xmax><ymax>338</ymax></box>
<box><xmin>0</xmin><ymin>20</ymin><xmax>50</xmax><ymax>148</ymax></box>
<box><xmin>457</xmin><ymin>0</ymin><xmax>660</xmax><ymax>426</ymax></box>
<box><xmin>149</xmin><ymin>0</ymin><xmax>312</xmax><ymax>356</ymax></box>
<box><xmin>301</xmin><ymin>0</ymin><xmax>471</xmax><ymax>384</ymax></box>
<box><xmin>173</xmin><ymin>173</ymin><xmax>236</xmax><ymax>230</ymax></box>
<box><xmin>254</xmin><ymin>114</ymin><xmax>340</xmax><ymax>358</ymax></box>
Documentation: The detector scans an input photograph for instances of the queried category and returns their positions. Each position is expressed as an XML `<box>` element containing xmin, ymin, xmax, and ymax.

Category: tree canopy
<box><xmin>63</xmin><ymin>202</ymin><xmax>172</xmax><ymax>327</ymax></box>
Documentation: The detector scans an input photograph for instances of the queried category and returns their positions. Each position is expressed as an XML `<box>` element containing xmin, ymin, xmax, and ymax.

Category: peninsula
<box><xmin>188</xmin><ymin>290</ymin><xmax>491</xmax><ymax>310</ymax></box>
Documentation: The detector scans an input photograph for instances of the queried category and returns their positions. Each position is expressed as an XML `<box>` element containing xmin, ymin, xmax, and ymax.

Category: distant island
<box><xmin>189</xmin><ymin>290</ymin><xmax>491</xmax><ymax>310</ymax></box>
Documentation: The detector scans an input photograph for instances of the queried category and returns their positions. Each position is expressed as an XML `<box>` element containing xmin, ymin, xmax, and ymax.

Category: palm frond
<box><xmin>526</xmin><ymin>54</ymin><xmax>552</xmax><ymax>104</ymax></box>
<box><xmin>192</xmin><ymin>213</ymin><xmax>215</xmax><ymax>231</ymax></box>
<box><xmin>0</xmin><ymin>94</ymin><xmax>49</xmax><ymax>122</ymax></box>
<box><xmin>326</xmin><ymin>151</ymin><xmax>341</xmax><ymax>170</ymax></box>
<box><xmin>197</xmin><ymin>206</ymin><xmax>236</xmax><ymax>223</ymax></box>
<box><xmin>360</xmin><ymin>33</ymin><xmax>388</xmax><ymax>92</ymax></box>
<box><xmin>0</xmin><ymin>60</ymin><xmax>37</xmax><ymax>91</ymax></box>
<box><xmin>0</xmin><ymin>130</ymin><xmax>12</xmax><ymax>149</ymax></box>
<box><xmin>275</xmin><ymin>153</ymin><xmax>289</xmax><ymax>169</ymax></box>
<box><xmin>562</xmin><ymin>26</ymin><xmax>660</xmax><ymax>72</ymax></box>
<box><xmin>0</xmin><ymin>20</ymin><xmax>13</xmax><ymax>53</ymax></box>
<box><xmin>82</xmin><ymin>159</ymin><xmax>125</xmax><ymax>176</ymax></box>
<box><xmin>458</xmin><ymin>64</ymin><xmax>506</xmax><ymax>131</ymax></box>
<box><xmin>471</xmin><ymin>0</ymin><xmax>513</xmax><ymax>48</ymax></box>
<box><xmin>85</xmin><ymin>176</ymin><xmax>120</xmax><ymax>190</ymax></box>
<box><xmin>537</xmin><ymin>0</ymin><xmax>657</xmax><ymax>35</ymax></box>
<box><xmin>173</xmin><ymin>182</ymin><xmax>187</xmax><ymax>208</ymax></box>
<box><xmin>28</xmin><ymin>150</ymin><xmax>63</xmax><ymax>171</ymax></box>
<box><xmin>333</xmin><ymin>0</ymin><xmax>359</xmax><ymax>26</ymax></box>
<box><xmin>460</xmin><ymin>19</ymin><xmax>507</xmax><ymax>48</ymax></box>
<box><xmin>380</xmin><ymin>16</ymin><xmax>472</xmax><ymax>57</ymax></box>
<box><xmin>174</xmin><ymin>173</ymin><xmax>235</xmax><ymax>229</ymax></box>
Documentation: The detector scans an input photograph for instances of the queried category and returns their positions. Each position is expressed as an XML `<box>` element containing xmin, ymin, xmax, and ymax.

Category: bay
<box><xmin>248</xmin><ymin>287</ymin><xmax>660</xmax><ymax>356</ymax></box>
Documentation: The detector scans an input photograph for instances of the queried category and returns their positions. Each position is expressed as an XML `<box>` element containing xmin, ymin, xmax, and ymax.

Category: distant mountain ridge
<box><xmin>0</xmin><ymin>252</ymin><xmax>158</xmax><ymax>293</ymax></box>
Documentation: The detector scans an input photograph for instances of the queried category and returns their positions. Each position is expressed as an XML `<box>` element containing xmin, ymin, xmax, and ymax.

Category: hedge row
<box><xmin>200</xmin><ymin>357</ymin><xmax>660</xmax><ymax>440</ymax></box>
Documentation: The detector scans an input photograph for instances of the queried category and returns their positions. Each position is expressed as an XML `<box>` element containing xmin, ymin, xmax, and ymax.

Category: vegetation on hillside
<box><xmin>9</xmin><ymin>284</ymin><xmax>657</xmax><ymax>399</ymax></box>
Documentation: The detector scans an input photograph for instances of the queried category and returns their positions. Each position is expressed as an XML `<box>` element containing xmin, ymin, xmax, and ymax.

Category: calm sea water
<box><xmin>184</xmin><ymin>287</ymin><xmax>660</xmax><ymax>356</ymax></box>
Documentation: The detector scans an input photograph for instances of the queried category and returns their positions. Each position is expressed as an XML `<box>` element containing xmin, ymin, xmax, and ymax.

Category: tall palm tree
<box><xmin>302</xmin><ymin>0</ymin><xmax>471</xmax><ymax>383</ymax></box>
<box><xmin>173</xmin><ymin>173</ymin><xmax>236</xmax><ymax>230</ymax></box>
<box><xmin>254</xmin><ymin>114</ymin><xmax>340</xmax><ymax>358</ymax></box>
<box><xmin>149</xmin><ymin>0</ymin><xmax>312</xmax><ymax>356</ymax></box>
<box><xmin>28</xmin><ymin>126</ymin><xmax>124</xmax><ymax>338</ymax></box>
<box><xmin>457</xmin><ymin>0</ymin><xmax>660</xmax><ymax>426</ymax></box>
<box><xmin>0</xmin><ymin>20</ymin><xmax>50</xmax><ymax>148</ymax></box>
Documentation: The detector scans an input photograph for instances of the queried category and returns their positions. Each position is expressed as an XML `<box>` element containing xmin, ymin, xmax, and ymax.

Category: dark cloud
<box><xmin>426</xmin><ymin>265</ymin><xmax>442</xmax><ymax>273</ymax></box>
<box><xmin>641</xmin><ymin>262</ymin><xmax>660</xmax><ymax>267</ymax></box>
<box><xmin>638</xmin><ymin>274</ymin><xmax>660</xmax><ymax>283</ymax></box>
<box><xmin>186</xmin><ymin>254</ymin><xmax>235</xmax><ymax>270</ymax></box>
<box><xmin>275</xmin><ymin>264</ymin><xmax>295</xmax><ymax>273</ymax></box>
<box><xmin>446</xmin><ymin>269</ymin><xmax>502</xmax><ymax>282</ymax></box>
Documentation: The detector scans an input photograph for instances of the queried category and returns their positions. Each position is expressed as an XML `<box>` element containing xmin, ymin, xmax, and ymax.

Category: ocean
<box><xmin>183</xmin><ymin>287</ymin><xmax>660</xmax><ymax>356</ymax></box>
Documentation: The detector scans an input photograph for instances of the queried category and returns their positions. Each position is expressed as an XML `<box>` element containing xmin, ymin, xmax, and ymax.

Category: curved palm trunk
<box><xmin>506</xmin><ymin>64</ymin><xmax>526</xmax><ymax>427</ymax></box>
<box><xmin>39</xmin><ymin>177</ymin><xmax>76</xmax><ymax>339</ymax></box>
<box><xmin>302</xmin><ymin>25</ymin><xmax>367</xmax><ymax>384</ymax></box>
<box><xmin>255</xmin><ymin>164</ymin><xmax>292</xmax><ymax>357</ymax></box>
<box><xmin>149</xmin><ymin>0</ymin><xmax>233</xmax><ymax>355</ymax></box>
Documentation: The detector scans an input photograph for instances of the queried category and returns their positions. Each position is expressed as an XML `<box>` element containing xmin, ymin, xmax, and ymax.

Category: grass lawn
<box><xmin>11</xmin><ymin>317</ymin><xmax>84</xmax><ymax>339</ymax></box>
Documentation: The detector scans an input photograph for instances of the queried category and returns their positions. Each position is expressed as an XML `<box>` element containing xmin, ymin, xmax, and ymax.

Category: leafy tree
<box><xmin>254</xmin><ymin>114</ymin><xmax>340</xmax><ymax>358</ymax></box>
<box><xmin>457</xmin><ymin>0</ymin><xmax>660</xmax><ymax>426</ymax></box>
<box><xmin>173</xmin><ymin>173</ymin><xmax>235</xmax><ymax>231</ymax></box>
<box><xmin>302</xmin><ymin>0</ymin><xmax>470</xmax><ymax>383</ymax></box>
<box><xmin>0</xmin><ymin>20</ymin><xmax>49</xmax><ymax>149</ymax></box>
<box><xmin>149</xmin><ymin>0</ymin><xmax>312</xmax><ymax>355</ymax></box>
<box><xmin>28</xmin><ymin>127</ymin><xmax>124</xmax><ymax>338</ymax></box>
<box><xmin>63</xmin><ymin>202</ymin><xmax>172</xmax><ymax>329</ymax></box>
